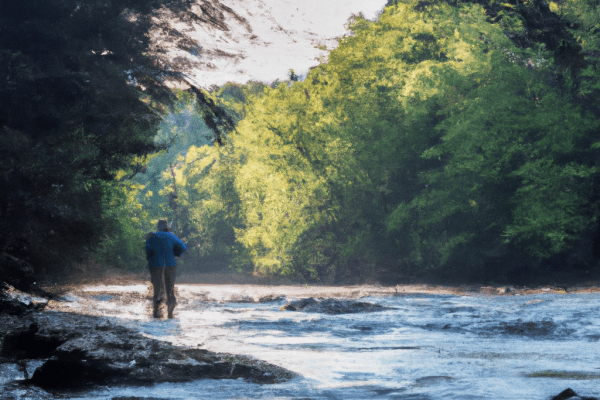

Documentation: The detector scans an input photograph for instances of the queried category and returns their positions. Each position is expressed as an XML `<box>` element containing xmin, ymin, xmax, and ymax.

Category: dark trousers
<box><xmin>149</xmin><ymin>266</ymin><xmax>177</xmax><ymax>310</ymax></box>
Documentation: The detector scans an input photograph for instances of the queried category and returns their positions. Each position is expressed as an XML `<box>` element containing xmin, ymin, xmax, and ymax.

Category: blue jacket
<box><xmin>145</xmin><ymin>231</ymin><xmax>187</xmax><ymax>267</ymax></box>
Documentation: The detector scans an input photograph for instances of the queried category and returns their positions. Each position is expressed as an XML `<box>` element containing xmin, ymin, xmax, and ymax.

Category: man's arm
<box><xmin>145</xmin><ymin>233</ymin><xmax>155</xmax><ymax>260</ymax></box>
<box><xmin>172</xmin><ymin>234</ymin><xmax>187</xmax><ymax>257</ymax></box>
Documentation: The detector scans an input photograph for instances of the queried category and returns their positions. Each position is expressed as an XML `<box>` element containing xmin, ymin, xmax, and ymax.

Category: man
<box><xmin>145</xmin><ymin>219</ymin><xmax>187</xmax><ymax>318</ymax></box>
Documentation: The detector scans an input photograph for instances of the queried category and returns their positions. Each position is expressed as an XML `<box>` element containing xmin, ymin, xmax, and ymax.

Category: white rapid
<box><xmin>36</xmin><ymin>283</ymin><xmax>600</xmax><ymax>399</ymax></box>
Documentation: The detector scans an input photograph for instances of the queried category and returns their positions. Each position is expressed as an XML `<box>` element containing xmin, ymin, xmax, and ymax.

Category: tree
<box><xmin>0</xmin><ymin>0</ymin><xmax>232</xmax><ymax>287</ymax></box>
<box><xmin>199</xmin><ymin>0</ymin><xmax>600</xmax><ymax>281</ymax></box>
<box><xmin>91</xmin><ymin>0</ymin><xmax>600</xmax><ymax>284</ymax></box>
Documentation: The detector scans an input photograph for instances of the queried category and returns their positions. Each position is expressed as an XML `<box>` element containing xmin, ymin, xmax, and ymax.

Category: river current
<box><xmin>8</xmin><ymin>283</ymin><xmax>600</xmax><ymax>399</ymax></box>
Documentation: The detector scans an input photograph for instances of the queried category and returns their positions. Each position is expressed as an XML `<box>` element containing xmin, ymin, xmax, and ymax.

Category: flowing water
<box><xmin>8</xmin><ymin>283</ymin><xmax>600</xmax><ymax>399</ymax></box>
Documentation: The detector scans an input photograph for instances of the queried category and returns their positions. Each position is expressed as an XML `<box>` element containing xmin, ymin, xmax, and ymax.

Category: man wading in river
<box><xmin>145</xmin><ymin>220</ymin><xmax>187</xmax><ymax>318</ymax></box>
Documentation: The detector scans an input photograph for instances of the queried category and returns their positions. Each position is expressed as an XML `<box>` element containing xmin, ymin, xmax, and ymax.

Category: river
<box><xmin>5</xmin><ymin>283</ymin><xmax>600</xmax><ymax>399</ymax></box>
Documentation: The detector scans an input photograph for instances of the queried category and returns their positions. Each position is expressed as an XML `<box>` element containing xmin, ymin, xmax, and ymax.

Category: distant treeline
<box><xmin>2</xmin><ymin>0</ymin><xmax>600</xmax><ymax>288</ymax></box>
<box><xmin>111</xmin><ymin>0</ymin><xmax>600</xmax><ymax>283</ymax></box>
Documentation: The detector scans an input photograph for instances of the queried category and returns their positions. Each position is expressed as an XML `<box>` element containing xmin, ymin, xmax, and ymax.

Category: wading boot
<box><xmin>153</xmin><ymin>304</ymin><xmax>162</xmax><ymax>319</ymax></box>
<box><xmin>167</xmin><ymin>302</ymin><xmax>175</xmax><ymax>319</ymax></box>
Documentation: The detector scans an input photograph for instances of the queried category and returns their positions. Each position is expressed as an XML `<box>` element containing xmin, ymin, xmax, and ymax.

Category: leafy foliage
<box><xmin>119</xmin><ymin>0</ymin><xmax>600</xmax><ymax>283</ymax></box>
<box><xmin>9</xmin><ymin>0</ymin><xmax>599</xmax><ymax>285</ymax></box>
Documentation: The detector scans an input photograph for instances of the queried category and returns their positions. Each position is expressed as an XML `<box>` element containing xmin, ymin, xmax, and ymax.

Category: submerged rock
<box><xmin>496</xmin><ymin>319</ymin><xmax>558</xmax><ymax>337</ymax></box>
<box><xmin>0</xmin><ymin>312</ymin><xmax>294</xmax><ymax>390</ymax></box>
<box><xmin>281</xmin><ymin>297</ymin><xmax>391</xmax><ymax>314</ymax></box>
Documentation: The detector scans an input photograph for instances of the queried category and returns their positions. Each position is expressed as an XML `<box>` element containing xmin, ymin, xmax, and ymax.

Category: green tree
<box><xmin>111</xmin><ymin>0</ymin><xmax>600</xmax><ymax>283</ymax></box>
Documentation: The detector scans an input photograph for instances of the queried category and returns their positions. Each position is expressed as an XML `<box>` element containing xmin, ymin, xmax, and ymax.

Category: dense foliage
<box><xmin>119</xmin><ymin>0</ymin><xmax>600</xmax><ymax>283</ymax></box>
<box><xmin>4</xmin><ymin>0</ymin><xmax>600</xmax><ymax>286</ymax></box>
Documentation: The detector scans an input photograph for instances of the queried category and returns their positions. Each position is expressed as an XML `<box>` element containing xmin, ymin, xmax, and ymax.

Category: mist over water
<box><xmin>36</xmin><ymin>284</ymin><xmax>600</xmax><ymax>399</ymax></box>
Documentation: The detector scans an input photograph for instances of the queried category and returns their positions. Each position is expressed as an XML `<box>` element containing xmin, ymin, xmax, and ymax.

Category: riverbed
<box><xmin>5</xmin><ymin>282</ymin><xmax>600</xmax><ymax>399</ymax></box>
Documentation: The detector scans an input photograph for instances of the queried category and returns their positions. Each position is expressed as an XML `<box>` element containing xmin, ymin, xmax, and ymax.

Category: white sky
<box><xmin>164</xmin><ymin>0</ymin><xmax>389</xmax><ymax>87</ymax></box>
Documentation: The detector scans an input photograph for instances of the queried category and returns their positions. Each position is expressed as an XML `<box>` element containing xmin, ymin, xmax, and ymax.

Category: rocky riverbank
<box><xmin>0</xmin><ymin>286</ymin><xmax>294</xmax><ymax>398</ymax></box>
<box><xmin>3</xmin><ymin>274</ymin><xmax>600</xmax><ymax>399</ymax></box>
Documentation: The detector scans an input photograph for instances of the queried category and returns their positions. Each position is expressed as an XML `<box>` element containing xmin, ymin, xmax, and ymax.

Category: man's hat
<box><xmin>157</xmin><ymin>219</ymin><xmax>170</xmax><ymax>232</ymax></box>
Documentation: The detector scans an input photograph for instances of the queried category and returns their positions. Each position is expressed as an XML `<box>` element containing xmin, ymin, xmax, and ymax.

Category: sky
<box><xmin>162</xmin><ymin>0</ymin><xmax>389</xmax><ymax>88</ymax></box>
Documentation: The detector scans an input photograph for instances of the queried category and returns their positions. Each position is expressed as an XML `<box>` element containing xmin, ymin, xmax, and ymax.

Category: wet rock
<box><xmin>0</xmin><ymin>359</ymin><xmax>43</xmax><ymax>383</ymax></box>
<box><xmin>485</xmin><ymin>317</ymin><xmax>576</xmax><ymax>338</ymax></box>
<box><xmin>257</xmin><ymin>295</ymin><xmax>286</xmax><ymax>303</ymax></box>
<box><xmin>0</xmin><ymin>285</ymin><xmax>48</xmax><ymax>315</ymax></box>
<box><xmin>32</xmin><ymin>358</ymin><xmax>121</xmax><ymax>388</ymax></box>
<box><xmin>551</xmin><ymin>388</ymin><xmax>599</xmax><ymax>400</ymax></box>
<box><xmin>551</xmin><ymin>388</ymin><xmax>577</xmax><ymax>400</ymax></box>
<box><xmin>1</xmin><ymin>322</ymin><xmax>64</xmax><ymax>359</ymax></box>
<box><xmin>0</xmin><ymin>311</ymin><xmax>294</xmax><ymax>390</ymax></box>
<box><xmin>281</xmin><ymin>297</ymin><xmax>318</xmax><ymax>311</ymax></box>
<box><xmin>497</xmin><ymin>320</ymin><xmax>557</xmax><ymax>336</ymax></box>
<box><xmin>479</xmin><ymin>286</ymin><xmax>497</xmax><ymax>295</ymax></box>
<box><xmin>0</xmin><ymin>382</ymin><xmax>55</xmax><ymax>400</ymax></box>
<box><xmin>281</xmin><ymin>297</ymin><xmax>390</xmax><ymax>314</ymax></box>
<box><xmin>228</xmin><ymin>294</ymin><xmax>254</xmax><ymax>303</ymax></box>
<box><xmin>497</xmin><ymin>287</ymin><xmax>514</xmax><ymax>294</ymax></box>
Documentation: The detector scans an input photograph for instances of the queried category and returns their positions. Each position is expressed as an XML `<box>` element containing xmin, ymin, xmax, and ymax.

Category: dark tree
<box><xmin>0</xmin><ymin>0</ymin><xmax>231</xmax><ymax>288</ymax></box>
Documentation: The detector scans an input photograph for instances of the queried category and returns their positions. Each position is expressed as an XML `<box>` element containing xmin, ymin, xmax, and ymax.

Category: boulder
<box><xmin>497</xmin><ymin>320</ymin><xmax>557</xmax><ymax>337</ymax></box>
<box><xmin>281</xmin><ymin>297</ymin><xmax>391</xmax><ymax>314</ymax></box>
<box><xmin>551</xmin><ymin>388</ymin><xmax>598</xmax><ymax>400</ymax></box>
<box><xmin>0</xmin><ymin>285</ymin><xmax>48</xmax><ymax>315</ymax></box>
<box><xmin>0</xmin><ymin>311</ymin><xmax>294</xmax><ymax>390</ymax></box>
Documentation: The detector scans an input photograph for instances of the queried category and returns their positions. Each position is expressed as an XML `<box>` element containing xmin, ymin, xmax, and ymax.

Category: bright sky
<box><xmin>165</xmin><ymin>0</ymin><xmax>389</xmax><ymax>87</ymax></box>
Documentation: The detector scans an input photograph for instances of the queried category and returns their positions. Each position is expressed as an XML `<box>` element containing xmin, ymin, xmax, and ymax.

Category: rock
<box><xmin>0</xmin><ymin>311</ymin><xmax>294</xmax><ymax>390</ymax></box>
<box><xmin>229</xmin><ymin>294</ymin><xmax>254</xmax><ymax>303</ymax></box>
<box><xmin>0</xmin><ymin>382</ymin><xmax>54</xmax><ymax>400</ymax></box>
<box><xmin>257</xmin><ymin>295</ymin><xmax>286</xmax><ymax>303</ymax></box>
<box><xmin>552</xmin><ymin>388</ymin><xmax>578</xmax><ymax>400</ymax></box>
<box><xmin>281</xmin><ymin>297</ymin><xmax>318</xmax><ymax>311</ymax></box>
<box><xmin>281</xmin><ymin>297</ymin><xmax>391</xmax><ymax>315</ymax></box>
<box><xmin>0</xmin><ymin>285</ymin><xmax>48</xmax><ymax>315</ymax></box>
<box><xmin>551</xmin><ymin>388</ymin><xmax>599</xmax><ymax>400</ymax></box>
<box><xmin>1</xmin><ymin>322</ymin><xmax>64</xmax><ymax>360</ymax></box>
<box><xmin>496</xmin><ymin>320</ymin><xmax>557</xmax><ymax>337</ymax></box>
<box><xmin>479</xmin><ymin>286</ymin><xmax>497</xmax><ymax>295</ymax></box>
<box><xmin>497</xmin><ymin>287</ymin><xmax>514</xmax><ymax>294</ymax></box>
<box><xmin>0</xmin><ymin>253</ymin><xmax>35</xmax><ymax>291</ymax></box>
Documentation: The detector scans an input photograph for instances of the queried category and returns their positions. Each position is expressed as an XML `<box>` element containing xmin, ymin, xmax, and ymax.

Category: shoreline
<box><xmin>38</xmin><ymin>267</ymin><xmax>600</xmax><ymax>300</ymax></box>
